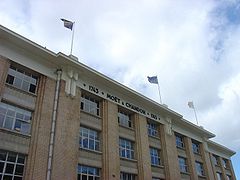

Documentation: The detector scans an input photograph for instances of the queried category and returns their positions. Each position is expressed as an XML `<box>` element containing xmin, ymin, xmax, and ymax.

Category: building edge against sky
<box><xmin>0</xmin><ymin>24</ymin><xmax>236</xmax><ymax>179</ymax></box>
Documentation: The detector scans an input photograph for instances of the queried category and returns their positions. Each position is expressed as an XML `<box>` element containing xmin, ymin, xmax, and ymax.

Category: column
<box><xmin>102</xmin><ymin>100</ymin><xmax>120</xmax><ymax>179</ymax></box>
<box><xmin>135</xmin><ymin>114</ymin><xmax>152</xmax><ymax>180</ymax></box>
<box><xmin>0</xmin><ymin>56</ymin><xmax>10</xmax><ymax>98</ymax></box>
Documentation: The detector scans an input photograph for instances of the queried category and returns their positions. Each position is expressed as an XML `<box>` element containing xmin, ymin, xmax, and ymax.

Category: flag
<box><xmin>188</xmin><ymin>101</ymin><xmax>194</xmax><ymax>109</ymax></box>
<box><xmin>61</xmin><ymin>18</ymin><xmax>74</xmax><ymax>30</ymax></box>
<box><xmin>147</xmin><ymin>76</ymin><xmax>158</xmax><ymax>84</ymax></box>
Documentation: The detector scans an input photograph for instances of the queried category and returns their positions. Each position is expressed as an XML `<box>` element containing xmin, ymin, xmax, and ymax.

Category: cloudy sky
<box><xmin>1</xmin><ymin>0</ymin><xmax>239</xmax><ymax>177</ymax></box>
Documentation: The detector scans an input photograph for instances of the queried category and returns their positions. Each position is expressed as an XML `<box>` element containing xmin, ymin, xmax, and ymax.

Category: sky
<box><xmin>0</xmin><ymin>0</ymin><xmax>239</xmax><ymax>178</ymax></box>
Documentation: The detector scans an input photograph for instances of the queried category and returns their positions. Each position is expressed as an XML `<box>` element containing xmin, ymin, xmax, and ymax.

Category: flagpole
<box><xmin>193</xmin><ymin>107</ymin><xmax>199</xmax><ymax>125</ymax></box>
<box><xmin>157</xmin><ymin>80</ymin><xmax>162</xmax><ymax>104</ymax></box>
<box><xmin>70</xmin><ymin>22</ymin><xmax>75</xmax><ymax>55</ymax></box>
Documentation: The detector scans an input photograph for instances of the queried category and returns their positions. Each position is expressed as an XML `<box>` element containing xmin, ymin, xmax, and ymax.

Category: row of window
<box><xmin>175</xmin><ymin>134</ymin><xmax>201</xmax><ymax>154</ymax></box>
<box><xmin>212</xmin><ymin>154</ymin><xmax>230</xmax><ymax>169</ymax></box>
<box><xmin>216</xmin><ymin>172</ymin><xmax>232</xmax><ymax>180</ymax></box>
<box><xmin>178</xmin><ymin>156</ymin><xmax>204</xmax><ymax>176</ymax></box>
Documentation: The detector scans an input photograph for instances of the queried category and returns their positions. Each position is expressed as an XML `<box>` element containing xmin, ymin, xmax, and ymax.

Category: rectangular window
<box><xmin>118</xmin><ymin>111</ymin><xmax>132</xmax><ymax>128</ymax></box>
<box><xmin>216</xmin><ymin>172</ymin><xmax>222</xmax><ymax>180</ymax></box>
<box><xmin>195</xmin><ymin>161</ymin><xmax>204</xmax><ymax>176</ymax></box>
<box><xmin>0</xmin><ymin>102</ymin><xmax>32</xmax><ymax>134</ymax></box>
<box><xmin>120</xmin><ymin>172</ymin><xmax>135</xmax><ymax>180</ymax></box>
<box><xmin>178</xmin><ymin>156</ymin><xmax>188</xmax><ymax>173</ymax></box>
<box><xmin>150</xmin><ymin>147</ymin><xmax>161</xmax><ymax>166</ymax></box>
<box><xmin>81</xmin><ymin>95</ymin><xmax>100</xmax><ymax>116</ymax></box>
<box><xmin>0</xmin><ymin>150</ymin><xmax>25</xmax><ymax>180</ymax></box>
<box><xmin>222</xmin><ymin>158</ymin><xmax>228</xmax><ymax>169</ymax></box>
<box><xmin>192</xmin><ymin>140</ymin><xmax>200</xmax><ymax>154</ymax></box>
<box><xmin>147</xmin><ymin>121</ymin><xmax>158</xmax><ymax>137</ymax></box>
<box><xmin>77</xmin><ymin>165</ymin><xmax>100</xmax><ymax>180</ymax></box>
<box><xmin>175</xmin><ymin>134</ymin><xmax>184</xmax><ymax>148</ymax></box>
<box><xmin>6</xmin><ymin>65</ymin><xmax>38</xmax><ymax>94</ymax></box>
<box><xmin>80</xmin><ymin>127</ymin><xmax>100</xmax><ymax>151</ymax></box>
<box><xmin>212</xmin><ymin>155</ymin><xmax>219</xmax><ymax>165</ymax></box>
<box><xmin>227</xmin><ymin>175</ymin><xmax>231</xmax><ymax>180</ymax></box>
<box><xmin>119</xmin><ymin>138</ymin><xmax>134</xmax><ymax>159</ymax></box>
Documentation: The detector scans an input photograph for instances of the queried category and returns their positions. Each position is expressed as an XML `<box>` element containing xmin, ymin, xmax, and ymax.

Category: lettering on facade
<box><xmin>106</xmin><ymin>93</ymin><xmax>121</xmax><ymax>103</ymax></box>
<box><xmin>89</xmin><ymin>85</ymin><xmax>99</xmax><ymax>94</ymax></box>
<box><xmin>126</xmin><ymin>102</ymin><xmax>146</xmax><ymax>115</ymax></box>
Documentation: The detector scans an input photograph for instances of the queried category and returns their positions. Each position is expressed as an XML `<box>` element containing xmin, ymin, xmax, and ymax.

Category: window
<box><xmin>120</xmin><ymin>172</ymin><xmax>135</xmax><ymax>180</ymax></box>
<box><xmin>150</xmin><ymin>147</ymin><xmax>161</xmax><ymax>166</ymax></box>
<box><xmin>222</xmin><ymin>158</ymin><xmax>228</xmax><ymax>169</ymax></box>
<box><xmin>216</xmin><ymin>172</ymin><xmax>222</xmax><ymax>180</ymax></box>
<box><xmin>175</xmin><ymin>134</ymin><xmax>184</xmax><ymax>148</ymax></box>
<box><xmin>0</xmin><ymin>150</ymin><xmax>25</xmax><ymax>180</ymax></box>
<box><xmin>192</xmin><ymin>140</ymin><xmax>200</xmax><ymax>154</ymax></box>
<box><xmin>81</xmin><ymin>95</ymin><xmax>100</xmax><ymax>116</ymax></box>
<box><xmin>178</xmin><ymin>156</ymin><xmax>188</xmax><ymax>173</ymax></box>
<box><xmin>227</xmin><ymin>175</ymin><xmax>231</xmax><ymax>180</ymax></box>
<box><xmin>152</xmin><ymin>178</ymin><xmax>160</xmax><ymax>180</ymax></box>
<box><xmin>77</xmin><ymin>165</ymin><xmax>100</xmax><ymax>180</ymax></box>
<box><xmin>0</xmin><ymin>102</ymin><xmax>32</xmax><ymax>134</ymax></box>
<box><xmin>119</xmin><ymin>138</ymin><xmax>134</xmax><ymax>159</ymax></box>
<box><xmin>212</xmin><ymin>155</ymin><xmax>219</xmax><ymax>165</ymax></box>
<box><xmin>80</xmin><ymin>127</ymin><xmax>100</xmax><ymax>151</ymax></box>
<box><xmin>147</xmin><ymin>121</ymin><xmax>158</xmax><ymax>137</ymax></box>
<box><xmin>6</xmin><ymin>65</ymin><xmax>38</xmax><ymax>94</ymax></box>
<box><xmin>195</xmin><ymin>161</ymin><xmax>204</xmax><ymax>176</ymax></box>
<box><xmin>118</xmin><ymin>111</ymin><xmax>132</xmax><ymax>128</ymax></box>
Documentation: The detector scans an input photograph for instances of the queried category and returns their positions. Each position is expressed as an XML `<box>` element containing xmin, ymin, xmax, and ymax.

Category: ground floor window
<box><xmin>0</xmin><ymin>150</ymin><xmax>25</xmax><ymax>180</ymax></box>
<box><xmin>77</xmin><ymin>165</ymin><xmax>100</xmax><ymax>180</ymax></box>
<box><xmin>120</xmin><ymin>172</ymin><xmax>135</xmax><ymax>180</ymax></box>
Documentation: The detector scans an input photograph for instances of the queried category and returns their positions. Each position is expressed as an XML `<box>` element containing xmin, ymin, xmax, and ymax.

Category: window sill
<box><xmin>193</xmin><ymin>152</ymin><xmax>201</xmax><ymax>155</ymax></box>
<box><xmin>5</xmin><ymin>84</ymin><xmax>37</xmax><ymax>97</ymax></box>
<box><xmin>180</xmin><ymin>171</ymin><xmax>190</xmax><ymax>175</ymax></box>
<box><xmin>79</xmin><ymin>147</ymin><xmax>102</xmax><ymax>155</ymax></box>
<box><xmin>197</xmin><ymin>174</ymin><xmax>207</xmax><ymax>178</ymax></box>
<box><xmin>148</xmin><ymin>134</ymin><xmax>160</xmax><ymax>140</ymax></box>
<box><xmin>119</xmin><ymin>124</ymin><xmax>135</xmax><ymax>131</ymax></box>
<box><xmin>176</xmin><ymin>146</ymin><xmax>185</xmax><ymax>150</ymax></box>
<box><xmin>0</xmin><ymin>127</ymin><xmax>31</xmax><ymax>138</ymax></box>
<box><xmin>80</xmin><ymin>110</ymin><xmax>102</xmax><ymax>119</ymax></box>
<box><xmin>120</xmin><ymin>157</ymin><xmax>137</xmax><ymax>163</ymax></box>
<box><xmin>151</xmin><ymin>164</ymin><xmax>164</xmax><ymax>169</ymax></box>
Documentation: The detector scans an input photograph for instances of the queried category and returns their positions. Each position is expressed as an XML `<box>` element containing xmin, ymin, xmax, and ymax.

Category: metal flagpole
<box><xmin>70</xmin><ymin>22</ymin><xmax>75</xmax><ymax>55</ymax></box>
<box><xmin>193</xmin><ymin>107</ymin><xmax>199</xmax><ymax>125</ymax></box>
<box><xmin>157</xmin><ymin>81</ymin><xmax>162</xmax><ymax>104</ymax></box>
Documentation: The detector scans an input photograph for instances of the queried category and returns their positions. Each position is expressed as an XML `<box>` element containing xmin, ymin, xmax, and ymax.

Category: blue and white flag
<box><xmin>147</xmin><ymin>76</ymin><xmax>158</xmax><ymax>84</ymax></box>
<box><xmin>61</xmin><ymin>18</ymin><xmax>74</xmax><ymax>30</ymax></box>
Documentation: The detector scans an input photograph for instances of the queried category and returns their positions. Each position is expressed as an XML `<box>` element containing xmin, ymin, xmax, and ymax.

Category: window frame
<box><xmin>118</xmin><ymin>110</ymin><xmax>132</xmax><ymax>128</ymax></box>
<box><xmin>175</xmin><ymin>133</ymin><xmax>185</xmax><ymax>149</ymax></box>
<box><xmin>195</xmin><ymin>161</ymin><xmax>205</xmax><ymax>176</ymax></box>
<box><xmin>147</xmin><ymin>121</ymin><xmax>159</xmax><ymax>137</ymax></box>
<box><xmin>192</xmin><ymin>140</ymin><xmax>200</xmax><ymax>154</ymax></box>
<box><xmin>79</xmin><ymin>126</ymin><xmax>100</xmax><ymax>152</ymax></box>
<box><xmin>80</xmin><ymin>94</ymin><xmax>100</xmax><ymax>116</ymax></box>
<box><xmin>150</xmin><ymin>147</ymin><xmax>161</xmax><ymax>166</ymax></box>
<box><xmin>119</xmin><ymin>138</ymin><xmax>134</xmax><ymax>159</ymax></box>
<box><xmin>120</xmin><ymin>172</ymin><xmax>136</xmax><ymax>180</ymax></box>
<box><xmin>178</xmin><ymin>156</ymin><xmax>188</xmax><ymax>173</ymax></box>
<box><xmin>6</xmin><ymin>64</ymin><xmax>38</xmax><ymax>94</ymax></box>
<box><xmin>77</xmin><ymin>164</ymin><xmax>100</xmax><ymax>180</ymax></box>
<box><xmin>0</xmin><ymin>102</ymin><xmax>32</xmax><ymax>135</ymax></box>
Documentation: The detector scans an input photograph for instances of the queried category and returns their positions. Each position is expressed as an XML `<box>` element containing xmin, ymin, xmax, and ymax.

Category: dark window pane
<box><xmin>17</xmin><ymin>155</ymin><xmax>25</xmax><ymax>164</ymax></box>
<box><xmin>0</xmin><ymin>151</ymin><xmax>6</xmax><ymax>161</ymax></box>
<box><xmin>15</xmin><ymin>165</ymin><xmax>24</xmax><ymax>175</ymax></box>
<box><xmin>5</xmin><ymin>163</ymin><xmax>14</xmax><ymax>174</ymax></box>
<box><xmin>0</xmin><ymin>162</ymin><xmax>4</xmax><ymax>172</ymax></box>
<box><xmin>82</xmin><ymin>175</ymin><xmax>87</xmax><ymax>180</ymax></box>
<box><xmin>0</xmin><ymin>114</ymin><xmax>4</xmax><ymax>127</ymax></box>
<box><xmin>7</xmin><ymin>153</ymin><xmax>17</xmax><ymax>162</ymax></box>
<box><xmin>3</xmin><ymin>175</ymin><xmax>13</xmax><ymax>180</ymax></box>
<box><xmin>29</xmin><ymin>84</ymin><xmax>36</xmax><ymax>93</ymax></box>
<box><xmin>13</xmin><ymin>177</ymin><xmax>22</xmax><ymax>180</ymax></box>
<box><xmin>6</xmin><ymin>75</ymin><xmax>14</xmax><ymax>85</ymax></box>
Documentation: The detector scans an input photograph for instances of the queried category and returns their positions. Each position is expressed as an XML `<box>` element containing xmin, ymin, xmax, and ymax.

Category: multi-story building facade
<box><xmin>0</xmin><ymin>25</ymin><xmax>236</xmax><ymax>180</ymax></box>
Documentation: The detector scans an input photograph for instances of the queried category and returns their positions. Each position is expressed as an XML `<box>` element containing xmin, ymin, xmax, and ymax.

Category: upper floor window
<box><xmin>81</xmin><ymin>94</ymin><xmax>100</xmax><ymax>116</ymax></box>
<box><xmin>227</xmin><ymin>175</ymin><xmax>231</xmax><ymax>180</ymax></box>
<box><xmin>150</xmin><ymin>147</ymin><xmax>161</xmax><ymax>166</ymax></box>
<box><xmin>119</xmin><ymin>138</ymin><xmax>134</xmax><ymax>159</ymax></box>
<box><xmin>216</xmin><ymin>172</ymin><xmax>222</xmax><ymax>180</ymax></box>
<box><xmin>77</xmin><ymin>164</ymin><xmax>100</xmax><ymax>180</ymax></box>
<box><xmin>192</xmin><ymin>140</ymin><xmax>200</xmax><ymax>154</ymax></box>
<box><xmin>178</xmin><ymin>156</ymin><xmax>188</xmax><ymax>173</ymax></box>
<box><xmin>175</xmin><ymin>133</ymin><xmax>184</xmax><ymax>149</ymax></box>
<box><xmin>147</xmin><ymin>121</ymin><xmax>159</xmax><ymax>137</ymax></box>
<box><xmin>212</xmin><ymin>155</ymin><xmax>219</xmax><ymax>166</ymax></box>
<box><xmin>6</xmin><ymin>65</ymin><xmax>38</xmax><ymax>94</ymax></box>
<box><xmin>195</xmin><ymin>161</ymin><xmax>204</xmax><ymax>176</ymax></box>
<box><xmin>118</xmin><ymin>111</ymin><xmax>132</xmax><ymax>128</ymax></box>
<box><xmin>80</xmin><ymin>126</ymin><xmax>100</xmax><ymax>151</ymax></box>
<box><xmin>120</xmin><ymin>172</ymin><xmax>135</xmax><ymax>180</ymax></box>
<box><xmin>0</xmin><ymin>150</ymin><xmax>25</xmax><ymax>180</ymax></box>
<box><xmin>222</xmin><ymin>158</ymin><xmax>229</xmax><ymax>169</ymax></box>
<box><xmin>0</xmin><ymin>102</ymin><xmax>32</xmax><ymax>134</ymax></box>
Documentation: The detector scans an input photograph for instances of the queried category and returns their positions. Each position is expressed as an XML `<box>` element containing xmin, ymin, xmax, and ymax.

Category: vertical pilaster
<box><xmin>219</xmin><ymin>157</ymin><xmax>227</xmax><ymax>179</ymax></box>
<box><xmin>102</xmin><ymin>100</ymin><xmax>120</xmax><ymax>179</ymax></box>
<box><xmin>135</xmin><ymin>114</ymin><xmax>152</xmax><ymax>180</ymax></box>
<box><xmin>160</xmin><ymin>123</ymin><xmax>181</xmax><ymax>180</ymax></box>
<box><xmin>0</xmin><ymin>56</ymin><xmax>10</xmax><ymax>99</ymax></box>
<box><xmin>51</xmin><ymin>81</ymin><xmax>81</xmax><ymax>180</ymax></box>
<box><xmin>201</xmin><ymin>142</ymin><xmax>215</xmax><ymax>180</ymax></box>
<box><xmin>185</xmin><ymin>137</ymin><xmax>198</xmax><ymax>179</ymax></box>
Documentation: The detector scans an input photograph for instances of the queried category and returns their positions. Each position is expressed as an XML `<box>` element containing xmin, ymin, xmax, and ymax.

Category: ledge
<box><xmin>0</xmin><ymin>128</ymin><xmax>31</xmax><ymax>138</ymax></box>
